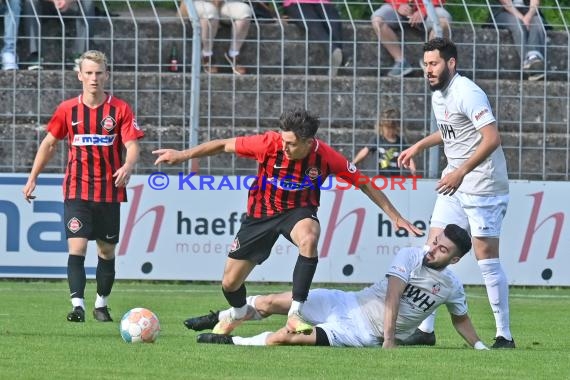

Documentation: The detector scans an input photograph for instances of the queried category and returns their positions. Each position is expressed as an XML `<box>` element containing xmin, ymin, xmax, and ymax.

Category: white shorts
<box><xmin>193</xmin><ymin>0</ymin><xmax>252</xmax><ymax>20</ymax></box>
<box><xmin>303</xmin><ymin>289</ymin><xmax>381</xmax><ymax>347</ymax></box>
<box><xmin>430</xmin><ymin>192</ymin><xmax>509</xmax><ymax>237</ymax></box>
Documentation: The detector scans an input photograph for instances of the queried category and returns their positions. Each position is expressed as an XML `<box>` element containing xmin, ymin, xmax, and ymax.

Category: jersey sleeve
<box><xmin>444</xmin><ymin>278</ymin><xmax>469</xmax><ymax>316</ymax></box>
<box><xmin>386</xmin><ymin>247</ymin><xmax>424</xmax><ymax>283</ymax></box>
<box><xmin>322</xmin><ymin>143</ymin><xmax>363</xmax><ymax>185</ymax></box>
<box><xmin>46</xmin><ymin>104</ymin><xmax>68</xmax><ymax>140</ymax></box>
<box><xmin>235</xmin><ymin>132</ymin><xmax>275</xmax><ymax>162</ymax></box>
<box><xmin>458</xmin><ymin>85</ymin><xmax>496</xmax><ymax>130</ymax></box>
<box><xmin>119</xmin><ymin>103</ymin><xmax>144</xmax><ymax>142</ymax></box>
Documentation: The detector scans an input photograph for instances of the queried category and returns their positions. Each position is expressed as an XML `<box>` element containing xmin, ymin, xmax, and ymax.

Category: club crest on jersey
<box><xmin>133</xmin><ymin>119</ymin><xmax>140</xmax><ymax>130</ymax></box>
<box><xmin>431</xmin><ymin>282</ymin><xmax>441</xmax><ymax>295</ymax></box>
<box><xmin>101</xmin><ymin>116</ymin><xmax>116</xmax><ymax>132</ymax></box>
<box><xmin>229</xmin><ymin>238</ymin><xmax>240</xmax><ymax>252</ymax></box>
<box><xmin>67</xmin><ymin>217</ymin><xmax>83</xmax><ymax>233</ymax></box>
<box><xmin>305</xmin><ymin>167</ymin><xmax>321</xmax><ymax>179</ymax></box>
<box><xmin>347</xmin><ymin>161</ymin><xmax>357</xmax><ymax>173</ymax></box>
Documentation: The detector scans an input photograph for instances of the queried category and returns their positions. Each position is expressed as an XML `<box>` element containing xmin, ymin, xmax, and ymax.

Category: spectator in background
<box><xmin>1</xmin><ymin>0</ymin><xmax>21</xmax><ymax>70</ymax></box>
<box><xmin>23</xmin><ymin>0</ymin><xmax>95</xmax><ymax>71</ymax></box>
<box><xmin>491</xmin><ymin>0</ymin><xmax>547</xmax><ymax>81</ymax></box>
<box><xmin>181</xmin><ymin>0</ymin><xmax>252</xmax><ymax>75</ymax></box>
<box><xmin>353</xmin><ymin>107</ymin><xmax>415</xmax><ymax>175</ymax></box>
<box><xmin>372</xmin><ymin>0</ymin><xmax>451</xmax><ymax>77</ymax></box>
<box><xmin>283</xmin><ymin>0</ymin><xmax>351</xmax><ymax>77</ymax></box>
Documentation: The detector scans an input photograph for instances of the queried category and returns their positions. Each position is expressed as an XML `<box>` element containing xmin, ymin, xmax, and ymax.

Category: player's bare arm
<box><xmin>22</xmin><ymin>133</ymin><xmax>59</xmax><ymax>202</ymax></box>
<box><xmin>360</xmin><ymin>182</ymin><xmax>424</xmax><ymax>237</ymax></box>
<box><xmin>450</xmin><ymin>313</ymin><xmax>489</xmax><ymax>350</ymax></box>
<box><xmin>398</xmin><ymin>131</ymin><xmax>442</xmax><ymax>170</ymax></box>
<box><xmin>153</xmin><ymin>138</ymin><xmax>237</xmax><ymax>166</ymax></box>
<box><xmin>436</xmin><ymin>123</ymin><xmax>501</xmax><ymax>196</ymax></box>
<box><xmin>113</xmin><ymin>139</ymin><xmax>140</xmax><ymax>187</ymax></box>
<box><xmin>382</xmin><ymin>275</ymin><xmax>407</xmax><ymax>349</ymax></box>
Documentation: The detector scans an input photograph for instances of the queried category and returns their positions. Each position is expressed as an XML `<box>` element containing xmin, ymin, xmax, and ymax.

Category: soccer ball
<box><xmin>120</xmin><ymin>307</ymin><xmax>160</xmax><ymax>343</ymax></box>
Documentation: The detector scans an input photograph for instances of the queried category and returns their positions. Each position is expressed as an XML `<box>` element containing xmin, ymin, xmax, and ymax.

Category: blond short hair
<box><xmin>77</xmin><ymin>50</ymin><xmax>108</xmax><ymax>71</ymax></box>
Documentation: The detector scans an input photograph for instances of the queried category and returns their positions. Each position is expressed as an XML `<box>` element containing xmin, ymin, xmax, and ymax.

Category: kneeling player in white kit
<box><xmin>188</xmin><ymin>224</ymin><xmax>489</xmax><ymax>350</ymax></box>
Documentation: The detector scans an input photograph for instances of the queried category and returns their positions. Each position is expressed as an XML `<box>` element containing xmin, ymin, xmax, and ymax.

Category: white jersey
<box><xmin>432</xmin><ymin>73</ymin><xmax>509</xmax><ymax>195</ymax></box>
<box><xmin>355</xmin><ymin>246</ymin><xmax>467</xmax><ymax>341</ymax></box>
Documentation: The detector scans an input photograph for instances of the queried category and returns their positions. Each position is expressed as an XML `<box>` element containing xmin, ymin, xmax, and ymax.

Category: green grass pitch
<box><xmin>1</xmin><ymin>280</ymin><xmax>569</xmax><ymax>379</ymax></box>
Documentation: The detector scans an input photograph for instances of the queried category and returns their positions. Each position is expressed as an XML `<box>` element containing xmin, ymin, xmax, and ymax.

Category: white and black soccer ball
<box><xmin>120</xmin><ymin>307</ymin><xmax>160</xmax><ymax>343</ymax></box>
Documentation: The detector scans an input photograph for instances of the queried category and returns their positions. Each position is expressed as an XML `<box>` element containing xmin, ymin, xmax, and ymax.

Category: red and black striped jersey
<box><xmin>47</xmin><ymin>94</ymin><xmax>144</xmax><ymax>202</ymax></box>
<box><xmin>235</xmin><ymin>131</ymin><xmax>363</xmax><ymax>217</ymax></box>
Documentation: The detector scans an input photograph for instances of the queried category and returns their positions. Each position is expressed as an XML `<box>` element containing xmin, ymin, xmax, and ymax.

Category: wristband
<box><xmin>474</xmin><ymin>341</ymin><xmax>489</xmax><ymax>350</ymax></box>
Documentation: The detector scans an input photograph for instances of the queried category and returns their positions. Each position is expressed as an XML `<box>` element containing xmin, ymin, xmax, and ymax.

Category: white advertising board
<box><xmin>1</xmin><ymin>174</ymin><xmax>567</xmax><ymax>285</ymax></box>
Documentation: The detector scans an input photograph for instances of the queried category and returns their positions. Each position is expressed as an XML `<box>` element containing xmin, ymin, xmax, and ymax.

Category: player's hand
<box><xmin>436</xmin><ymin>170</ymin><xmax>464</xmax><ymax>196</ymax></box>
<box><xmin>152</xmin><ymin>149</ymin><xmax>186</xmax><ymax>165</ymax></box>
<box><xmin>397</xmin><ymin>146</ymin><xmax>417</xmax><ymax>171</ymax></box>
<box><xmin>22</xmin><ymin>179</ymin><xmax>37</xmax><ymax>203</ymax></box>
<box><xmin>395</xmin><ymin>216</ymin><xmax>425</xmax><ymax>237</ymax></box>
<box><xmin>382</xmin><ymin>338</ymin><xmax>397</xmax><ymax>349</ymax></box>
<box><xmin>113</xmin><ymin>163</ymin><xmax>132</xmax><ymax>188</ymax></box>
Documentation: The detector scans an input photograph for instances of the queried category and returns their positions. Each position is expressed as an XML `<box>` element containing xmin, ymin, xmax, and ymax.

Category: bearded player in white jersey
<box><xmin>398</xmin><ymin>37</ymin><xmax>514</xmax><ymax>349</ymax></box>
<box><xmin>188</xmin><ymin>224</ymin><xmax>490</xmax><ymax>350</ymax></box>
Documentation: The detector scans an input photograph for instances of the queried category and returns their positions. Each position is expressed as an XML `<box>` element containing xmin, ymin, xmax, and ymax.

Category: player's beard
<box><xmin>429</xmin><ymin>66</ymin><xmax>452</xmax><ymax>92</ymax></box>
<box><xmin>423</xmin><ymin>254</ymin><xmax>446</xmax><ymax>270</ymax></box>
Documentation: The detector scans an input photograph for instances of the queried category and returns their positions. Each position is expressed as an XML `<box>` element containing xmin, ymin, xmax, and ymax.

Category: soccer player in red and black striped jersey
<box><xmin>23</xmin><ymin>50</ymin><xmax>144</xmax><ymax>323</ymax></box>
<box><xmin>153</xmin><ymin>108</ymin><xmax>422</xmax><ymax>335</ymax></box>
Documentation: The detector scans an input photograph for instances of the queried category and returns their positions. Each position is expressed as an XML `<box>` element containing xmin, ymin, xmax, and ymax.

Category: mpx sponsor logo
<box><xmin>72</xmin><ymin>134</ymin><xmax>116</xmax><ymax>146</ymax></box>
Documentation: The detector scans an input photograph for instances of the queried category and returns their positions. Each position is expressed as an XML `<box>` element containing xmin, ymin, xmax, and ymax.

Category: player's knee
<box><xmin>220</xmin><ymin>278</ymin><xmax>241</xmax><ymax>292</ymax></box>
<box><xmin>297</xmin><ymin>234</ymin><xmax>319</xmax><ymax>253</ymax></box>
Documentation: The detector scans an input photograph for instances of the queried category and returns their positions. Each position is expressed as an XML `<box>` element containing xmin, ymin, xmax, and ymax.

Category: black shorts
<box><xmin>64</xmin><ymin>199</ymin><xmax>120</xmax><ymax>244</ymax></box>
<box><xmin>228</xmin><ymin>207</ymin><xmax>319</xmax><ymax>264</ymax></box>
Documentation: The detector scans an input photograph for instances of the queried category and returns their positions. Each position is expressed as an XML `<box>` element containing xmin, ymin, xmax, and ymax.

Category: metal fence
<box><xmin>0</xmin><ymin>0</ymin><xmax>568</xmax><ymax>179</ymax></box>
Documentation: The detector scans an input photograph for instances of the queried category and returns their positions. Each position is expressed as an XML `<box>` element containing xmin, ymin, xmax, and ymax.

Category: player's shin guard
<box><xmin>223</xmin><ymin>283</ymin><xmax>247</xmax><ymax>308</ymax></box>
<box><xmin>96</xmin><ymin>256</ymin><xmax>115</xmax><ymax>297</ymax></box>
<box><xmin>292</xmin><ymin>255</ymin><xmax>318</xmax><ymax>303</ymax></box>
<box><xmin>67</xmin><ymin>254</ymin><xmax>86</xmax><ymax>299</ymax></box>
<box><xmin>478</xmin><ymin>258</ymin><xmax>512</xmax><ymax>340</ymax></box>
<box><xmin>222</xmin><ymin>284</ymin><xmax>248</xmax><ymax>319</ymax></box>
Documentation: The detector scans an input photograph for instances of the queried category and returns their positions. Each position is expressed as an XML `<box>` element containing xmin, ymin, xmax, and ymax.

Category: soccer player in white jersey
<box><xmin>189</xmin><ymin>224</ymin><xmax>489</xmax><ymax>350</ymax></box>
<box><xmin>398</xmin><ymin>37</ymin><xmax>514</xmax><ymax>349</ymax></box>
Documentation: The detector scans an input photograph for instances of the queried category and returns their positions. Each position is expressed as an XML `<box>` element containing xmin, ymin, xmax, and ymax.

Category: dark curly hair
<box><xmin>444</xmin><ymin>224</ymin><xmax>472</xmax><ymax>257</ymax></box>
<box><xmin>423</xmin><ymin>37</ymin><xmax>458</xmax><ymax>64</ymax></box>
<box><xmin>279</xmin><ymin>108</ymin><xmax>320</xmax><ymax>140</ymax></box>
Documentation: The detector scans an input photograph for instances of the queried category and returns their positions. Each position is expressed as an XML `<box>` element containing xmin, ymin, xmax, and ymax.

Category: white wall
<box><xmin>1</xmin><ymin>174</ymin><xmax>567</xmax><ymax>285</ymax></box>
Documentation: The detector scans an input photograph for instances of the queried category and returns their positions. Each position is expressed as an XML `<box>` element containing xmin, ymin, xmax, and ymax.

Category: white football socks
<box><xmin>219</xmin><ymin>304</ymin><xmax>249</xmax><ymax>320</ymax></box>
<box><xmin>94</xmin><ymin>294</ymin><xmax>107</xmax><ymax>309</ymax></box>
<box><xmin>232</xmin><ymin>332</ymin><xmax>271</xmax><ymax>346</ymax></box>
<box><xmin>246</xmin><ymin>295</ymin><xmax>263</xmax><ymax>320</ymax></box>
<box><xmin>478</xmin><ymin>258</ymin><xmax>512</xmax><ymax>340</ymax></box>
<box><xmin>71</xmin><ymin>297</ymin><xmax>85</xmax><ymax>310</ymax></box>
<box><xmin>288</xmin><ymin>300</ymin><xmax>302</xmax><ymax>316</ymax></box>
